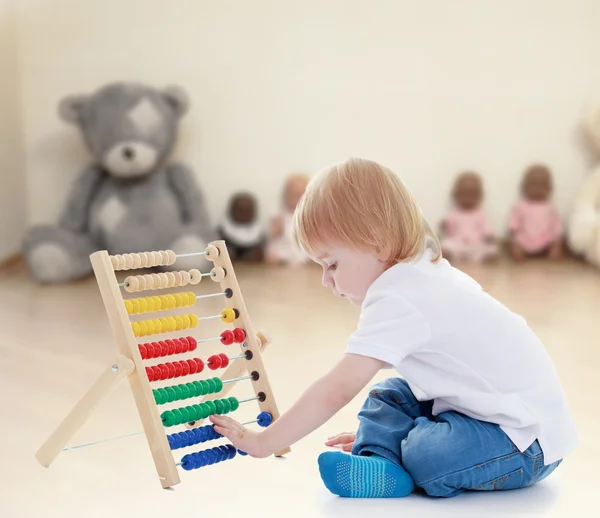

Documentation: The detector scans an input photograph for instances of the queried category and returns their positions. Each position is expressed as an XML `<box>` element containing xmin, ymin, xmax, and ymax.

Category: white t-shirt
<box><xmin>347</xmin><ymin>250</ymin><xmax>578</xmax><ymax>465</ymax></box>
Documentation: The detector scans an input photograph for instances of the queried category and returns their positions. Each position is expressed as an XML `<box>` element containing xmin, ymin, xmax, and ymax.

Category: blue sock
<box><xmin>318</xmin><ymin>451</ymin><xmax>415</xmax><ymax>498</ymax></box>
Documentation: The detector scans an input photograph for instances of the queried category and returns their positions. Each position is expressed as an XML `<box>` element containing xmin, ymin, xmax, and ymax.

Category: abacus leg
<box><xmin>36</xmin><ymin>355</ymin><xmax>134</xmax><ymax>467</ymax></box>
<box><xmin>23</xmin><ymin>226</ymin><xmax>96</xmax><ymax>283</ymax></box>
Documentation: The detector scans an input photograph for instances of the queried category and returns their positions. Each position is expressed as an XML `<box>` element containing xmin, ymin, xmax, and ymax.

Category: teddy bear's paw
<box><xmin>27</xmin><ymin>243</ymin><xmax>73</xmax><ymax>283</ymax></box>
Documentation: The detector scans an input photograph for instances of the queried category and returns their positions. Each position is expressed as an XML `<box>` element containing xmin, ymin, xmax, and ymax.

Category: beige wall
<box><xmin>0</xmin><ymin>0</ymin><xmax>25</xmax><ymax>261</ymax></box>
<box><xmin>14</xmin><ymin>0</ymin><xmax>600</xmax><ymax>234</ymax></box>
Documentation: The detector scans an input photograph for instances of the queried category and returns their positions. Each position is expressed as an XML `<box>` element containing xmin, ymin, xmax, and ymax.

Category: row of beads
<box><xmin>153</xmin><ymin>377</ymin><xmax>224</xmax><ymax>405</ymax></box>
<box><xmin>138</xmin><ymin>337</ymin><xmax>197</xmax><ymax>360</ymax></box>
<box><xmin>124</xmin><ymin>269</ymin><xmax>203</xmax><ymax>293</ymax></box>
<box><xmin>132</xmin><ymin>314</ymin><xmax>199</xmax><ymax>337</ymax></box>
<box><xmin>168</xmin><ymin>425</ymin><xmax>222</xmax><ymax>450</ymax></box>
<box><xmin>111</xmin><ymin>250</ymin><xmax>176</xmax><ymax>271</ymax></box>
<box><xmin>145</xmin><ymin>353</ymin><xmax>230</xmax><ymax>382</ymax></box>
<box><xmin>161</xmin><ymin>396</ymin><xmax>240</xmax><ymax>427</ymax></box>
<box><xmin>125</xmin><ymin>292</ymin><xmax>196</xmax><ymax>315</ymax></box>
<box><xmin>180</xmin><ymin>444</ymin><xmax>236</xmax><ymax>471</ymax></box>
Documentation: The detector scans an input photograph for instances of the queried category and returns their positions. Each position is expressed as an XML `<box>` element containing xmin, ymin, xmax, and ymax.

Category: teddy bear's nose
<box><xmin>122</xmin><ymin>147</ymin><xmax>135</xmax><ymax>160</ymax></box>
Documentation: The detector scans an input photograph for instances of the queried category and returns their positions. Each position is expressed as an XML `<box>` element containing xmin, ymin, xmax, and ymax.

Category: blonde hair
<box><xmin>292</xmin><ymin>157</ymin><xmax>441</xmax><ymax>264</ymax></box>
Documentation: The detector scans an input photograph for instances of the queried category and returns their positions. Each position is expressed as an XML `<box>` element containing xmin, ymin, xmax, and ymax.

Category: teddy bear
<box><xmin>567</xmin><ymin>100</ymin><xmax>600</xmax><ymax>268</ymax></box>
<box><xmin>23</xmin><ymin>82</ymin><xmax>216</xmax><ymax>283</ymax></box>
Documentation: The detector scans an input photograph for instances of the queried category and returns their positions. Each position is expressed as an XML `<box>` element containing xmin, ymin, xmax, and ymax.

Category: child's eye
<box><xmin>328</xmin><ymin>262</ymin><xmax>338</xmax><ymax>271</ymax></box>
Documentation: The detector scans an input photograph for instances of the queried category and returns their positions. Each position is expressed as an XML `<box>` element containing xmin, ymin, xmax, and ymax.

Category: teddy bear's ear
<box><xmin>162</xmin><ymin>85</ymin><xmax>190</xmax><ymax>118</ymax></box>
<box><xmin>58</xmin><ymin>94</ymin><xmax>89</xmax><ymax>125</ymax></box>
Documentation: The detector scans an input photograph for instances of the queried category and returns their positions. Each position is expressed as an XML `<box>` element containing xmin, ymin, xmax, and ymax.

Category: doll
<box><xmin>508</xmin><ymin>164</ymin><xmax>564</xmax><ymax>261</ymax></box>
<box><xmin>440</xmin><ymin>171</ymin><xmax>498</xmax><ymax>262</ymax></box>
<box><xmin>265</xmin><ymin>173</ymin><xmax>310</xmax><ymax>265</ymax></box>
<box><xmin>218</xmin><ymin>192</ymin><xmax>266</xmax><ymax>262</ymax></box>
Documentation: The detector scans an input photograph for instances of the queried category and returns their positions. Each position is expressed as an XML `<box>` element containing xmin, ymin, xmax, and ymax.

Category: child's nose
<box><xmin>322</xmin><ymin>271</ymin><xmax>334</xmax><ymax>288</ymax></box>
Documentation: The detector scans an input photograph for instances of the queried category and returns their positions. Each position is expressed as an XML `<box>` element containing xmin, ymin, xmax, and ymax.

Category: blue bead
<box><xmin>181</xmin><ymin>454</ymin><xmax>196</xmax><ymax>471</ymax></box>
<box><xmin>237</xmin><ymin>449</ymin><xmax>248</xmax><ymax>456</ymax></box>
<box><xmin>192</xmin><ymin>452</ymin><xmax>204</xmax><ymax>469</ymax></box>
<box><xmin>257</xmin><ymin>412</ymin><xmax>273</xmax><ymax>427</ymax></box>
<box><xmin>206</xmin><ymin>449</ymin><xmax>217</xmax><ymax>465</ymax></box>
<box><xmin>167</xmin><ymin>434</ymin><xmax>176</xmax><ymax>450</ymax></box>
<box><xmin>193</xmin><ymin>428</ymin><xmax>203</xmax><ymax>445</ymax></box>
<box><xmin>199</xmin><ymin>451</ymin><xmax>209</xmax><ymax>467</ymax></box>
<box><xmin>179</xmin><ymin>432</ymin><xmax>190</xmax><ymax>448</ymax></box>
<box><xmin>226</xmin><ymin>444</ymin><xmax>237</xmax><ymax>459</ymax></box>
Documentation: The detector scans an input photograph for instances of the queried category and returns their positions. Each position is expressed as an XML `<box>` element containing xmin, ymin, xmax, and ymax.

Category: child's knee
<box><xmin>369</xmin><ymin>378</ymin><xmax>411</xmax><ymax>399</ymax></box>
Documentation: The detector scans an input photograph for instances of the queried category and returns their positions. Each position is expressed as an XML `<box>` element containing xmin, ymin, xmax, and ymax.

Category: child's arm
<box><xmin>210</xmin><ymin>353</ymin><xmax>384</xmax><ymax>457</ymax></box>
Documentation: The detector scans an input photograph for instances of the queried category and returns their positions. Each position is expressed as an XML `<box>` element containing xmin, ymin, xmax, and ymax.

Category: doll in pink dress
<box><xmin>508</xmin><ymin>164</ymin><xmax>564</xmax><ymax>261</ymax></box>
<box><xmin>440</xmin><ymin>172</ymin><xmax>498</xmax><ymax>263</ymax></box>
<box><xmin>265</xmin><ymin>173</ymin><xmax>310</xmax><ymax>265</ymax></box>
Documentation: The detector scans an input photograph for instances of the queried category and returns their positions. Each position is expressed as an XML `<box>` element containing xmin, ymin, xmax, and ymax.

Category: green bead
<box><xmin>205</xmin><ymin>401</ymin><xmax>216</xmax><ymax>416</ymax></box>
<box><xmin>180</xmin><ymin>384</ymin><xmax>190</xmax><ymax>400</ymax></box>
<box><xmin>221</xmin><ymin>398</ymin><xmax>231</xmax><ymax>414</ymax></box>
<box><xmin>213</xmin><ymin>377</ymin><xmax>223</xmax><ymax>394</ymax></box>
<box><xmin>192</xmin><ymin>404</ymin><xmax>203</xmax><ymax>420</ymax></box>
<box><xmin>159</xmin><ymin>389</ymin><xmax>169</xmax><ymax>405</ymax></box>
<box><xmin>153</xmin><ymin>389</ymin><xmax>161</xmax><ymax>405</ymax></box>
<box><xmin>228</xmin><ymin>397</ymin><xmax>239</xmax><ymax>411</ymax></box>
<box><xmin>186</xmin><ymin>382</ymin><xmax>197</xmax><ymax>397</ymax></box>
<box><xmin>179</xmin><ymin>407</ymin><xmax>190</xmax><ymax>423</ymax></box>
<box><xmin>165</xmin><ymin>386</ymin><xmax>176</xmax><ymax>403</ymax></box>
<box><xmin>172</xmin><ymin>385</ymin><xmax>183</xmax><ymax>401</ymax></box>
<box><xmin>200</xmin><ymin>380</ymin><xmax>210</xmax><ymax>395</ymax></box>
<box><xmin>194</xmin><ymin>381</ymin><xmax>206</xmax><ymax>396</ymax></box>
<box><xmin>171</xmin><ymin>408</ymin><xmax>183</xmax><ymax>426</ymax></box>
<box><xmin>161</xmin><ymin>410</ymin><xmax>175</xmax><ymax>427</ymax></box>
<box><xmin>214</xmin><ymin>400</ymin><xmax>224</xmax><ymax>414</ymax></box>
<box><xmin>206</xmin><ymin>379</ymin><xmax>217</xmax><ymax>394</ymax></box>
<box><xmin>199</xmin><ymin>403</ymin><xmax>209</xmax><ymax>419</ymax></box>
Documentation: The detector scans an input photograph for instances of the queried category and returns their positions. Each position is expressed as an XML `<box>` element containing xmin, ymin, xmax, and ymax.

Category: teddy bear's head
<box><xmin>58</xmin><ymin>82</ymin><xmax>189</xmax><ymax>178</ymax></box>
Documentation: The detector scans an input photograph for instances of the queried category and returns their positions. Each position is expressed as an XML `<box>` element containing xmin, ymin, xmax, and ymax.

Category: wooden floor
<box><xmin>1</xmin><ymin>257</ymin><xmax>599</xmax><ymax>517</ymax></box>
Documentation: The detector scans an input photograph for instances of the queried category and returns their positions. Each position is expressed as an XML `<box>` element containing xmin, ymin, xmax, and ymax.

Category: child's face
<box><xmin>313</xmin><ymin>245</ymin><xmax>387</xmax><ymax>306</ymax></box>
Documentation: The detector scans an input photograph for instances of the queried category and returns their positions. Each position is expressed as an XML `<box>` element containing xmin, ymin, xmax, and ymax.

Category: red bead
<box><xmin>208</xmin><ymin>354</ymin><xmax>221</xmax><ymax>370</ymax></box>
<box><xmin>174</xmin><ymin>339</ymin><xmax>183</xmax><ymax>354</ymax></box>
<box><xmin>179</xmin><ymin>337</ymin><xmax>189</xmax><ymax>353</ymax></box>
<box><xmin>166</xmin><ymin>340</ymin><xmax>176</xmax><ymax>355</ymax></box>
<box><xmin>159</xmin><ymin>364</ymin><xmax>169</xmax><ymax>380</ymax></box>
<box><xmin>220</xmin><ymin>330</ymin><xmax>234</xmax><ymax>345</ymax></box>
<box><xmin>151</xmin><ymin>342</ymin><xmax>162</xmax><ymax>358</ymax></box>
<box><xmin>152</xmin><ymin>365</ymin><xmax>162</xmax><ymax>381</ymax></box>
<box><xmin>145</xmin><ymin>343</ymin><xmax>155</xmax><ymax>358</ymax></box>
<box><xmin>181</xmin><ymin>360</ymin><xmax>190</xmax><ymax>376</ymax></box>
<box><xmin>187</xmin><ymin>359</ymin><xmax>198</xmax><ymax>374</ymax></box>
<box><xmin>187</xmin><ymin>336</ymin><xmax>197</xmax><ymax>352</ymax></box>
<box><xmin>219</xmin><ymin>352</ymin><xmax>229</xmax><ymax>368</ymax></box>
<box><xmin>159</xmin><ymin>341</ymin><xmax>169</xmax><ymax>357</ymax></box>
<box><xmin>139</xmin><ymin>344</ymin><xmax>148</xmax><ymax>359</ymax></box>
<box><xmin>194</xmin><ymin>358</ymin><xmax>205</xmax><ymax>373</ymax></box>
<box><xmin>166</xmin><ymin>362</ymin><xmax>176</xmax><ymax>378</ymax></box>
<box><xmin>174</xmin><ymin>361</ymin><xmax>183</xmax><ymax>377</ymax></box>
<box><xmin>146</xmin><ymin>366</ymin><xmax>154</xmax><ymax>381</ymax></box>
<box><xmin>233</xmin><ymin>328</ymin><xmax>246</xmax><ymax>343</ymax></box>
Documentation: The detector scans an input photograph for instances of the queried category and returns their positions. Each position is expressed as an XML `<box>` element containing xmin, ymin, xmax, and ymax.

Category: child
<box><xmin>508</xmin><ymin>164</ymin><xmax>564</xmax><ymax>261</ymax></box>
<box><xmin>440</xmin><ymin>172</ymin><xmax>498</xmax><ymax>263</ymax></box>
<box><xmin>211</xmin><ymin>158</ymin><xmax>577</xmax><ymax>499</ymax></box>
<box><xmin>265</xmin><ymin>173</ymin><xmax>310</xmax><ymax>265</ymax></box>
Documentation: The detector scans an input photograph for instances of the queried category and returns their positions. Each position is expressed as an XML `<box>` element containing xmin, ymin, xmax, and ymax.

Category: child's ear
<box><xmin>375</xmin><ymin>246</ymin><xmax>391</xmax><ymax>263</ymax></box>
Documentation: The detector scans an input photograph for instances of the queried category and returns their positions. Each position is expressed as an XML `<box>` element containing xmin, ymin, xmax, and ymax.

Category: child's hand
<box><xmin>325</xmin><ymin>432</ymin><xmax>356</xmax><ymax>452</ymax></box>
<box><xmin>210</xmin><ymin>415</ymin><xmax>272</xmax><ymax>458</ymax></box>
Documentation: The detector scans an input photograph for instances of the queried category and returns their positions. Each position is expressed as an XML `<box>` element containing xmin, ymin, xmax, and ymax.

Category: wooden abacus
<box><xmin>35</xmin><ymin>240</ymin><xmax>289</xmax><ymax>488</ymax></box>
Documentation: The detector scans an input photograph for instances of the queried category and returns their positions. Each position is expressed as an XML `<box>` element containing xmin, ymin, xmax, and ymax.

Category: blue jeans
<box><xmin>352</xmin><ymin>378</ymin><xmax>562</xmax><ymax>498</ymax></box>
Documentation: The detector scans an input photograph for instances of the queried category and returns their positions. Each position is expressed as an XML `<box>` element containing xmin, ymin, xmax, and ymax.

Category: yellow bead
<box><xmin>221</xmin><ymin>308</ymin><xmax>236</xmax><ymax>323</ymax></box>
<box><xmin>173</xmin><ymin>293</ymin><xmax>183</xmax><ymax>308</ymax></box>
<box><xmin>132</xmin><ymin>322</ymin><xmax>141</xmax><ymax>337</ymax></box>
<box><xmin>146</xmin><ymin>297</ymin><xmax>155</xmax><ymax>312</ymax></box>
<box><xmin>174</xmin><ymin>316</ymin><xmax>183</xmax><ymax>331</ymax></box>
<box><xmin>169</xmin><ymin>317</ymin><xmax>178</xmax><ymax>332</ymax></box>
<box><xmin>131</xmin><ymin>299</ymin><xmax>140</xmax><ymax>314</ymax></box>
<box><xmin>189</xmin><ymin>313</ymin><xmax>199</xmax><ymax>328</ymax></box>
<box><xmin>138</xmin><ymin>298</ymin><xmax>148</xmax><ymax>313</ymax></box>
<box><xmin>153</xmin><ymin>319</ymin><xmax>162</xmax><ymax>334</ymax></box>
<box><xmin>139</xmin><ymin>321</ymin><xmax>149</xmax><ymax>336</ymax></box>
<box><xmin>124</xmin><ymin>300</ymin><xmax>133</xmax><ymax>314</ymax></box>
<box><xmin>153</xmin><ymin>296</ymin><xmax>162</xmax><ymax>311</ymax></box>
<box><xmin>188</xmin><ymin>292</ymin><xmax>196</xmax><ymax>306</ymax></box>
<box><xmin>168</xmin><ymin>295</ymin><xmax>177</xmax><ymax>310</ymax></box>
<box><xmin>181</xmin><ymin>314</ymin><xmax>191</xmax><ymax>329</ymax></box>
<box><xmin>159</xmin><ymin>317</ymin><xmax>168</xmax><ymax>331</ymax></box>
<box><xmin>146</xmin><ymin>319</ymin><xmax>155</xmax><ymax>335</ymax></box>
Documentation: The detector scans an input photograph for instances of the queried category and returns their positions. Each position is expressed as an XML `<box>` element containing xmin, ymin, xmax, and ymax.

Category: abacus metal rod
<box><xmin>176</xmin><ymin>251</ymin><xmax>207</xmax><ymax>258</ymax></box>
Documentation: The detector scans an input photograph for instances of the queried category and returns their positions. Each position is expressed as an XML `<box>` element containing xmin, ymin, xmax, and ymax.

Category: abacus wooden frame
<box><xmin>35</xmin><ymin>240</ymin><xmax>288</xmax><ymax>489</ymax></box>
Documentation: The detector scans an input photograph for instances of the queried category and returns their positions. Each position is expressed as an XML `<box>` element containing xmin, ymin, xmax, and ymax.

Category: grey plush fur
<box><xmin>23</xmin><ymin>82</ymin><xmax>215</xmax><ymax>283</ymax></box>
